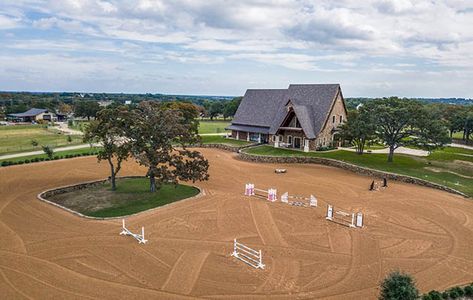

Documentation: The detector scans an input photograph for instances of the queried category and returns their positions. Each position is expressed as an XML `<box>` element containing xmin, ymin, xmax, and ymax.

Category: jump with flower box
<box><xmin>281</xmin><ymin>192</ymin><xmax>317</xmax><ymax>207</ymax></box>
<box><xmin>245</xmin><ymin>183</ymin><xmax>277</xmax><ymax>202</ymax></box>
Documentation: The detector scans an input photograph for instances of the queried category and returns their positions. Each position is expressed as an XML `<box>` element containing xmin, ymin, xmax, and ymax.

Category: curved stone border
<box><xmin>236</xmin><ymin>152</ymin><xmax>469</xmax><ymax>198</ymax></box>
<box><xmin>37</xmin><ymin>176</ymin><xmax>205</xmax><ymax>220</ymax></box>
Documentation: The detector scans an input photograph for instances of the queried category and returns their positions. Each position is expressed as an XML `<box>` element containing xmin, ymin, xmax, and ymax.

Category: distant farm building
<box><xmin>227</xmin><ymin>84</ymin><xmax>347</xmax><ymax>151</ymax></box>
<box><xmin>7</xmin><ymin>108</ymin><xmax>59</xmax><ymax>123</ymax></box>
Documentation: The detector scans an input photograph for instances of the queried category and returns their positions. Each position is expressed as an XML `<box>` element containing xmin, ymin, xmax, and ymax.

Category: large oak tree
<box><xmin>84</xmin><ymin>106</ymin><xmax>132</xmax><ymax>190</ymax></box>
<box><xmin>363</xmin><ymin>97</ymin><xmax>450</xmax><ymax>162</ymax></box>
<box><xmin>129</xmin><ymin>101</ymin><xmax>209</xmax><ymax>192</ymax></box>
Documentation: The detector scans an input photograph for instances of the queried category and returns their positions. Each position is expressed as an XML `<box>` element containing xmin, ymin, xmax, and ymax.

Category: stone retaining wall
<box><xmin>38</xmin><ymin>176</ymin><xmax>204</xmax><ymax>220</ymax></box>
<box><xmin>237</xmin><ymin>152</ymin><xmax>468</xmax><ymax>198</ymax></box>
<box><xmin>196</xmin><ymin>143</ymin><xmax>259</xmax><ymax>153</ymax></box>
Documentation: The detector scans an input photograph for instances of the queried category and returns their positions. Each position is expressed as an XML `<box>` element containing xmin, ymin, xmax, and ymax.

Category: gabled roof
<box><xmin>231</xmin><ymin>84</ymin><xmax>342</xmax><ymax>139</ymax></box>
<box><xmin>8</xmin><ymin>108</ymin><xmax>49</xmax><ymax>117</ymax></box>
<box><xmin>231</xmin><ymin>89</ymin><xmax>288</xmax><ymax>127</ymax></box>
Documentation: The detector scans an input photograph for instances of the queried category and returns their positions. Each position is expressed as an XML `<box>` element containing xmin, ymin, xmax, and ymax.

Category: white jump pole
<box><xmin>356</xmin><ymin>212</ymin><xmax>363</xmax><ymax>227</ymax></box>
<box><xmin>326</xmin><ymin>205</ymin><xmax>333</xmax><ymax>220</ymax></box>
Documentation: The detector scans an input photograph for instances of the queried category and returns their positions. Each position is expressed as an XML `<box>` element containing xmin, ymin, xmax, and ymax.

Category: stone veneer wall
<box><xmin>314</xmin><ymin>92</ymin><xmax>347</xmax><ymax>149</ymax></box>
<box><xmin>237</xmin><ymin>152</ymin><xmax>468</xmax><ymax>198</ymax></box>
<box><xmin>196</xmin><ymin>143</ymin><xmax>259</xmax><ymax>153</ymax></box>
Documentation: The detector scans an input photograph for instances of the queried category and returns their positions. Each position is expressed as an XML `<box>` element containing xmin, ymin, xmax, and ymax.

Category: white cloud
<box><xmin>0</xmin><ymin>0</ymin><xmax>472</xmax><ymax>96</ymax></box>
<box><xmin>0</xmin><ymin>14</ymin><xmax>21</xmax><ymax>29</ymax></box>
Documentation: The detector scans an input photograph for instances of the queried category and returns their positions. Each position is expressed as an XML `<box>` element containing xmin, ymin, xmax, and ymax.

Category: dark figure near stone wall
<box><xmin>370</xmin><ymin>180</ymin><xmax>375</xmax><ymax>191</ymax></box>
<box><xmin>383</xmin><ymin>178</ymin><xmax>387</xmax><ymax>187</ymax></box>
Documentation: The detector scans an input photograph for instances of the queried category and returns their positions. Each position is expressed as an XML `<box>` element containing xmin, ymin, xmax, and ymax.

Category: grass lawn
<box><xmin>198</xmin><ymin>120</ymin><xmax>230</xmax><ymax>134</ymax></box>
<box><xmin>70</xmin><ymin>120</ymin><xmax>90</xmax><ymax>132</ymax></box>
<box><xmin>244</xmin><ymin>145</ymin><xmax>473</xmax><ymax>197</ymax></box>
<box><xmin>200</xmin><ymin>135</ymin><xmax>252</xmax><ymax>146</ymax></box>
<box><xmin>0</xmin><ymin>147</ymin><xmax>101</xmax><ymax>164</ymax></box>
<box><xmin>0</xmin><ymin>125</ymin><xmax>83</xmax><ymax>154</ymax></box>
<box><xmin>46</xmin><ymin>177</ymin><xmax>200</xmax><ymax>218</ymax></box>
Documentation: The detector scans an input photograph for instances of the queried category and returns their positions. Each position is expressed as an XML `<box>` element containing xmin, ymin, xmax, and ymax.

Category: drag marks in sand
<box><xmin>1</xmin><ymin>148</ymin><xmax>473</xmax><ymax>299</ymax></box>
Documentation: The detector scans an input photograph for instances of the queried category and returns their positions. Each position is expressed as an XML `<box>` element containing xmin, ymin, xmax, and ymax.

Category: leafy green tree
<box><xmin>364</xmin><ymin>97</ymin><xmax>449</xmax><ymax>162</ymax></box>
<box><xmin>66</xmin><ymin>135</ymin><xmax>73</xmax><ymax>143</ymax></box>
<box><xmin>84</xmin><ymin>107</ymin><xmax>132</xmax><ymax>190</ymax></box>
<box><xmin>208</xmin><ymin>101</ymin><xmax>224</xmax><ymax>120</ymax></box>
<box><xmin>379</xmin><ymin>271</ymin><xmax>419</xmax><ymax>300</ymax></box>
<box><xmin>42</xmin><ymin>145</ymin><xmax>54</xmax><ymax>159</ymax></box>
<box><xmin>161</xmin><ymin>101</ymin><xmax>199</xmax><ymax>133</ymax></box>
<box><xmin>74</xmin><ymin>101</ymin><xmax>101</xmax><ymax>120</ymax></box>
<box><xmin>223</xmin><ymin>97</ymin><xmax>242</xmax><ymax>119</ymax></box>
<box><xmin>31</xmin><ymin>140</ymin><xmax>39</xmax><ymax>148</ymax></box>
<box><xmin>129</xmin><ymin>101</ymin><xmax>209</xmax><ymax>192</ymax></box>
<box><xmin>414</xmin><ymin>106</ymin><xmax>450</xmax><ymax>153</ymax></box>
<box><xmin>58</xmin><ymin>103</ymin><xmax>73</xmax><ymax>115</ymax></box>
<box><xmin>441</xmin><ymin>105</ymin><xmax>465</xmax><ymax>138</ymax></box>
<box><xmin>339</xmin><ymin>110</ymin><xmax>376</xmax><ymax>154</ymax></box>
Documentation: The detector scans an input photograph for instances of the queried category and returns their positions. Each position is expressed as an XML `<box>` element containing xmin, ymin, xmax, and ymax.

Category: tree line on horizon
<box><xmin>0</xmin><ymin>92</ymin><xmax>243</xmax><ymax>121</ymax></box>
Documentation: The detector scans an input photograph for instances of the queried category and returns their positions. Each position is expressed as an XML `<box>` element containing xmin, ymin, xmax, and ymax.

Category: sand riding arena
<box><xmin>1</xmin><ymin>148</ymin><xmax>473</xmax><ymax>299</ymax></box>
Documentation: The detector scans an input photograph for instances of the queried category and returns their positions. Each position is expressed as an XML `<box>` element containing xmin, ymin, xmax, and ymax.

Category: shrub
<box><xmin>1</xmin><ymin>161</ymin><xmax>10</xmax><ymax>166</ymax></box>
<box><xmin>422</xmin><ymin>294</ymin><xmax>432</xmax><ymax>300</ymax></box>
<box><xmin>39</xmin><ymin>157</ymin><xmax>45</xmax><ymax>161</ymax></box>
<box><xmin>25</xmin><ymin>159</ymin><xmax>30</xmax><ymax>163</ymax></box>
<box><xmin>464</xmin><ymin>285</ymin><xmax>473</xmax><ymax>296</ymax></box>
<box><xmin>379</xmin><ymin>271</ymin><xmax>419</xmax><ymax>300</ymax></box>
<box><xmin>441</xmin><ymin>291</ymin><xmax>449</xmax><ymax>299</ymax></box>
<box><xmin>53</xmin><ymin>156</ymin><xmax>60</xmax><ymax>160</ymax></box>
<box><xmin>427</xmin><ymin>290</ymin><xmax>442</xmax><ymax>300</ymax></box>
<box><xmin>42</xmin><ymin>145</ymin><xmax>54</xmax><ymax>159</ymax></box>
<box><xmin>18</xmin><ymin>160</ymin><xmax>24</xmax><ymax>164</ymax></box>
<box><xmin>447</xmin><ymin>286</ymin><xmax>464</xmax><ymax>299</ymax></box>
<box><xmin>45</xmin><ymin>158</ymin><xmax>50</xmax><ymax>161</ymax></box>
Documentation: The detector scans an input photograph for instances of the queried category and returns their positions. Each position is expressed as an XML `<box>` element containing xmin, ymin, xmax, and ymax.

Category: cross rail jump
<box><xmin>245</xmin><ymin>183</ymin><xmax>277</xmax><ymax>202</ymax></box>
<box><xmin>120</xmin><ymin>219</ymin><xmax>148</xmax><ymax>244</ymax></box>
<box><xmin>231</xmin><ymin>239</ymin><xmax>265</xmax><ymax>269</ymax></box>
<box><xmin>281</xmin><ymin>192</ymin><xmax>317</xmax><ymax>207</ymax></box>
<box><xmin>326</xmin><ymin>205</ymin><xmax>363</xmax><ymax>228</ymax></box>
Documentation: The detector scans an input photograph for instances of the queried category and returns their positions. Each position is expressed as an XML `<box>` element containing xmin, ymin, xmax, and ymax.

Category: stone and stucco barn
<box><xmin>227</xmin><ymin>84</ymin><xmax>347</xmax><ymax>151</ymax></box>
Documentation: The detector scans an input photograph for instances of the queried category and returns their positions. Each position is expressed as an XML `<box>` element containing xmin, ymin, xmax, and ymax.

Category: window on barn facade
<box><xmin>332</xmin><ymin>115</ymin><xmax>335</xmax><ymax>123</ymax></box>
<box><xmin>288</xmin><ymin>135</ymin><xmax>293</xmax><ymax>145</ymax></box>
<box><xmin>340</xmin><ymin>115</ymin><xmax>343</xmax><ymax>123</ymax></box>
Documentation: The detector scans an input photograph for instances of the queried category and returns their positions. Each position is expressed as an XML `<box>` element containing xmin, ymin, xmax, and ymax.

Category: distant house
<box><xmin>226</xmin><ymin>84</ymin><xmax>347</xmax><ymax>151</ymax></box>
<box><xmin>7</xmin><ymin>108</ymin><xmax>57</xmax><ymax>123</ymax></box>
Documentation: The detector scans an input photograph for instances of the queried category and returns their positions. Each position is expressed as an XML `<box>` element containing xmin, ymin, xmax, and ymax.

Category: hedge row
<box><xmin>422</xmin><ymin>283</ymin><xmax>473</xmax><ymax>300</ymax></box>
<box><xmin>1</xmin><ymin>151</ymin><xmax>100</xmax><ymax>167</ymax></box>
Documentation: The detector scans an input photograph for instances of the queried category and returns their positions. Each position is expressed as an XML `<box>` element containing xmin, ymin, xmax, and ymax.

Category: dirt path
<box><xmin>1</xmin><ymin>149</ymin><xmax>473</xmax><ymax>299</ymax></box>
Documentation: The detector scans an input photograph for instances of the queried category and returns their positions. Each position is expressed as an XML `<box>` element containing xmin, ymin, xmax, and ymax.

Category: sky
<box><xmin>0</xmin><ymin>0</ymin><xmax>472</xmax><ymax>98</ymax></box>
